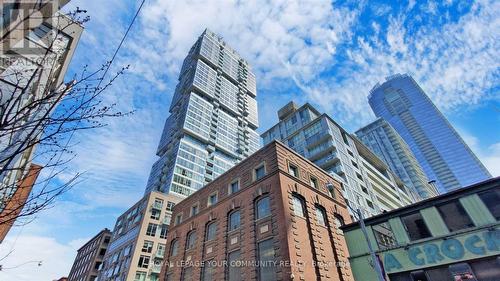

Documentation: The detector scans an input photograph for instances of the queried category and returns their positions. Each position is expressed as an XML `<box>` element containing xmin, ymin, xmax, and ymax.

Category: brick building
<box><xmin>68</xmin><ymin>228</ymin><xmax>112</xmax><ymax>281</ymax></box>
<box><xmin>160</xmin><ymin>141</ymin><xmax>354</xmax><ymax>281</ymax></box>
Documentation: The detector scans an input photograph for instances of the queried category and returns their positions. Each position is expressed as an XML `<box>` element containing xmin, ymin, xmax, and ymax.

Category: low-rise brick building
<box><xmin>160</xmin><ymin>140</ymin><xmax>354</xmax><ymax>281</ymax></box>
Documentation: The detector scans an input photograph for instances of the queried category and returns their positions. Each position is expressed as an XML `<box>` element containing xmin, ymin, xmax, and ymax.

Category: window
<box><xmin>175</xmin><ymin>214</ymin><xmax>182</xmax><ymax>225</ymax></box>
<box><xmin>310</xmin><ymin>177</ymin><xmax>319</xmax><ymax>189</ymax></box>
<box><xmin>229</xmin><ymin>210</ymin><xmax>240</xmax><ymax>231</ymax></box>
<box><xmin>292</xmin><ymin>195</ymin><xmax>305</xmax><ymax>217</ymax></box>
<box><xmin>191</xmin><ymin>204</ymin><xmax>199</xmax><ymax>216</ymax></box>
<box><xmin>288</xmin><ymin>164</ymin><xmax>298</xmax><ymax>177</ymax></box>
<box><xmin>372</xmin><ymin>222</ymin><xmax>397</xmax><ymax>250</ymax></box>
<box><xmin>257</xmin><ymin>239</ymin><xmax>276</xmax><ymax>281</ymax></box>
<box><xmin>151</xmin><ymin>209</ymin><xmax>161</xmax><ymax>220</ymax></box>
<box><xmin>160</xmin><ymin>224</ymin><xmax>168</xmax><ymax>239</ymax></box>
<box><xmin>478</xmin><ymin>188</ymin><xmax>500</xmax><ymax>220</ymax></box>
<box><xmin>208</xmin><ymin>193</ymin><xmax>218</xmax><ymax>206</ymax></box>
<box><xmin>157</xmin><ymin>243</ymin><xmax>166</xmax><ymax>256</ymax></box>
<box><xmin>166</xmin><ymin>201</ymin><xmax>176</xmax><ymax>211</ymax></box>
<box><xmin>230</xmin><ymin>180</ymin><xmax>240</xmax><ymax>194</ymax></box>
<box><xmin>227</xmin><ymin>250</ymin><xmax>241</xmax><ymax>281</ymax></box>
<box><xmin>146</xmin><ymin>223</ymin><xmax>158</xmax><ymax>236</ymax></box>
<box><xmin>437</xmin><ymin>200</ymin><xmax>474</xmax><ymax>232</ymax></box>
<box><xmin>334</xmin><ymin>214</ymin><xmax>345</xmax><ymax>235</ymax></box>
<box><xmin>254</xmin><ymin>164</ymin><xmax>265</xmax><ymax>180</ymax></box>
<box><xmin>256</xmin><ymin>196</ymin><xmax>271</xmax><ymax>219</ymax></box>
<box><xmin>401</xmin><ymin>212</ymin><xmax>432</xmax><ymax>241</ymax></box>
<box><xmin>154</xmin><ymin>198</ymin><xmax>163</xmax><ymax>209</ymax></box>
<box><xmin>138</xmin><ymin>255</ymin><xmax>150</xmax><ymax>268</ymax></box>
<box><xmin>206</xmin><ymin>222</ymin><xmax>217</xmax><ymax>241</ymax></box>
<box><xmin>316</xmin><ymin>206</ymin><xmax>327</xmax><ymax>226</ymax></box>
<box><xmin>142</xmin><ymin>241</ymin><xmax>154</xmax><ymax>253</ymax></box>
<box><xmin>186</xmin><ymin>231</ymin><xmax>197</xmax><ymax>249</ymax></box>
<box><xmin>202</xmin><ymin>260</ymin><xmax>216</xmax><ymax>281</ymax></box>
<box><xmin>134</xmin><ymin>271</ymin><xmax>147</xmax><ymax>281</ymax></box>
<box><xmin>170</xmin><ymin>240</ymin><xmax>179</xmax><ymax>257</ymax></box>
<box><xmin>181</xmin><ymin>267</ymin><xmax>193</xmax><ymax>281</ymax></box>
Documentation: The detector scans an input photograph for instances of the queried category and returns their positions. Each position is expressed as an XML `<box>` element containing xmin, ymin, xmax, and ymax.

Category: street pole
<box><xmin>355</xmin><ymin>208</ymin><xmax>386</xmax><ymax>281</ymax></box>
<box><xmin>327</xmin><ymin>183</ymin><xmax>385</xmax><ymax>281</ymax></box>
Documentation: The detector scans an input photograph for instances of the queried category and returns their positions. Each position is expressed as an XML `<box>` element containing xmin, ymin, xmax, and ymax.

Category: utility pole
<box><xmin>356</xmin><ymin>208</ymin><xmax>386</xmax><ymax>281</ymax></box>
<box><xmin>326</xmin><ymin>183</ymin><xmax>386</xmax><ymax>281</ymax></box>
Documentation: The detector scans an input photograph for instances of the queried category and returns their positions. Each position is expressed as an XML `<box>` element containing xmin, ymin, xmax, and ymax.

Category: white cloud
<box><xmin>0</xmin><ymin>233</ymin><xmax>85</xmax><ymax>281</ymax></box>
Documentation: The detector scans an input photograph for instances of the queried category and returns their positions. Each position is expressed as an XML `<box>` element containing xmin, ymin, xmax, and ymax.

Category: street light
<box><xmin>327</xmin><ymin>183</ymin><xmax>385</xmax><ymax>281</ymax></box>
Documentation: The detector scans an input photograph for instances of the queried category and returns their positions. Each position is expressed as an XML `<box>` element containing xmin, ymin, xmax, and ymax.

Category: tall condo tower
<box><xmin>356</xmin><ymin>118</ymin><xmax>438</xmax><ymax>199</ymax></box>
<box><xmin>262</xmin><ymin>102</ymin><xmax>416</xmax><ymax>218</ymax></box>
<box><xmin>368</xmin><ymin>74</ymin><xmax>491</xmax><ymax>193</ymax></box>
<box><xmin>145</xmin><ymin>29</ymin><xmax>260</xmax><ymax>197</ymax></box>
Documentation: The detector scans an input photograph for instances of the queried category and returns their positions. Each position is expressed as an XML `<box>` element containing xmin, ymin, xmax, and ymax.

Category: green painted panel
<box><xmin>389</xmin><ymin>217</ymin><xmax>410</xmax><ymax>245</ymax></box>
<box><xmin>421</xmin><ymin>207</ymin><xmax>449</xmax><ymax>236</ymax></box>
<box><xmin>349</xmin><ymin>256</ymin><xmax>378</xmax><ymax>281</ymax></box>
<box><xmin>460</xmin><ymin>194</ymin><xmax>496</xmax><ymax>226</ymax></box>
<box><xmin>344</xmin><ymin>228</ymin><xmax>370</xmax><ymax>257</ymax></box>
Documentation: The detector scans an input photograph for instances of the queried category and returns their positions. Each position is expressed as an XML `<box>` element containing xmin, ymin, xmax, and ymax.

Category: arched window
<box><xmin>315</xmin><ymin>206</ymin><xmax>327</xmax><ymax>226</ymax></box>
<box><xmin>186</xmin><ymin>231</ymin><xmax>197</xmax><ymax>249</ymax></box>
<box><xmin>170</xmin><ymin>239</ymin><xmax>179</xmax><ymax>257</ymax></box>
<box><xmin>228</xmin><ymin>210</ymin><xmax>241</xmax><ymax>231</ymax></box>
<box><xmin>255</xmin><ymin>196</ymin><xmax>271</xmax><ymax>219</ymax></box>
<box><xmin>334</xmin><ymin>214</ymin><xmax>345</xmax><ymax>235</ymax></box>
<box><xmin>292</xmin><ymin>195</ymin><xmax>306</xmax><ymax>217</ymax></box>
<box><xmin>205</xmin><ymin>222</ymin><xmax>217</xmax><ymax>241</ymax></box>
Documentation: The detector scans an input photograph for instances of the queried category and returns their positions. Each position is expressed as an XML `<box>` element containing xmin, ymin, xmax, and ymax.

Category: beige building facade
<box><xmin>98</xmin><ymin>191</ymin><xmax>183</xmax><ymax>281</ymax></box>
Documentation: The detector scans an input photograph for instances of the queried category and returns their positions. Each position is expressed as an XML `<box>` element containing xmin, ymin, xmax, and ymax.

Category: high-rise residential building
<box><xmin>0</xmin><ymin>0</ymin><xmax>83</xmax><ymax>237</ymax></box>
<box><xmin>368</xmin><ymin>74</ymin><xmax>491</xmax><ymax>193</ymax></box>
<box><xmin>97</xmin><ymin>191</ymin><xmax>183</xmax><ymax>281</ymax></box>
<box><xmin>261</xmin><ymin>102</ymin><xmax>416</xmax><ymax>218</ymax></box>
<box><xmin>144</xmin><ymin>29</ymin><xmax>259</xmax><ymax>198</ymax></box>
<box><xmin>356</xmin><ymin>118</ymin><xmax>438</xmax><ymax>199</ymax></box>
<box><xmin>160</xmin><ymin>141</ymin><xmax>354</xmax><ymax>281</ymax></box>
<box><xmin>68</xmin><ymin>228</ymin><xmax>112</xmax><ymax>281</ymax></box>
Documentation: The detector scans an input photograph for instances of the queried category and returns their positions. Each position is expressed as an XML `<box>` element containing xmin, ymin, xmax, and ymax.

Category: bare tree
<box><xmin>0</xmin><ymin>4</ymin><xmax>131</xmax><ymax>231</ymax></box>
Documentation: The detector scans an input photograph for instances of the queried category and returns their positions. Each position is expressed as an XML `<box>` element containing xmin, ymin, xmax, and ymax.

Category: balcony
<box><xmin>313</xmin><ymin>151</ymin><xmax>340</xmax><ymax>168</ymax></box>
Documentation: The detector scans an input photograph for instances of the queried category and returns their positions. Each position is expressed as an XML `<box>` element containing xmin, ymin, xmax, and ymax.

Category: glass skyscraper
<box><xmin>356</xmin><ymin>118</ymin><xmax>438</xmax><ymax>199</ymax></box>
<box><xmin>145</xmin><ymin>29</ymin><xmax>260</xmax><ymax>197</ymax></box>
<box><xmin>368</xmin><ymin>74</ymin><xmax>491</xmax><ymax>193</ymax></box>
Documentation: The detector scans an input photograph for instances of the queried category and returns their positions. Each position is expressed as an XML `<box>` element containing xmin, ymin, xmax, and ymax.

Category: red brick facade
<box><xmin>160</xmin><ymin>141</ymin><xmax>353</xmax><ymax>281</ymax></box>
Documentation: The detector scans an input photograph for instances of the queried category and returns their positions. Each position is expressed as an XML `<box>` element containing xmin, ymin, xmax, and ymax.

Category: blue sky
<box><xmin>0</xmin><ymin>0</ymin><xmax>499</xmax><ymax>280</ymax></box>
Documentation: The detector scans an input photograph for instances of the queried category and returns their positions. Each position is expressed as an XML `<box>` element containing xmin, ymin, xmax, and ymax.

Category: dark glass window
<box><xmin>159</xmin><ymin>224</ymin><xmax>168</xmax><ymax>239</ymax></box>
<box><xmin>229</xmin><ymin>210</ymin><xmax>240</xmax><ymax>231</ymax></box>
<box><xmin>437</xmin><ymin>200</ymin><xmax>474</xmax><ymax>232</ymax></box>
<box><xmin>401</xmin><ymin>212</ymin><xmax>432</xmax><ymax>241</ymax></box>
<box><xmin>257</xmin><ymin>239</ymin><xmax>276</xmax><ymax>281</ymax></box>
<box><xmin>181</xmin><ymin>267</ymin><xmax>192</xmax><ymax>281</ymax></box>
<box><xmin>170</xmin><ymin>240</ymin><xmax>178</xmax><ymax>257</ymax></box>
<box><xmin>227</xmin><ymin>250</ymin><xmax>241</xmax><ymax>281</ymax></box>
<box><xmin>230</xmin><ymin>181</ymin><xmax>239</xmax><ymax>194</ymax></box>
<box><xmin>470</xmin><ymin>256</ymin><xmax>500</xmax><ymax>281</ymax></box>
<box><xmin>478</xmin><ymin>188</ymin><xmax>500</xmax><ymax>220</ymax></box>
<box><xmin>255</xmin><ymin>165</ymin><xmax>265</xmax><ymax>180</ymax></box>
<box><xmin>310</xmin><ymin>177</ymin><xmax>319</xmax><ymax>189</ymax></box>
<box><xmin>256</xmin><ymin>196</ymin><xmax>271</xmax><ymax>219</ymax></box>
<box><xmin>186</xmin><ymin>231</ymin><xmax>197</xmax><ymax>249</ymax></box>
<box><xmin>202</xmin><ymin>260</ymin><xmax>215</xmax><ymax>281</ymax></box>
<box><xmin>206</xmin><ymin>222</ymin><xmax>217</xmax><ymax>241</ymax></box>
